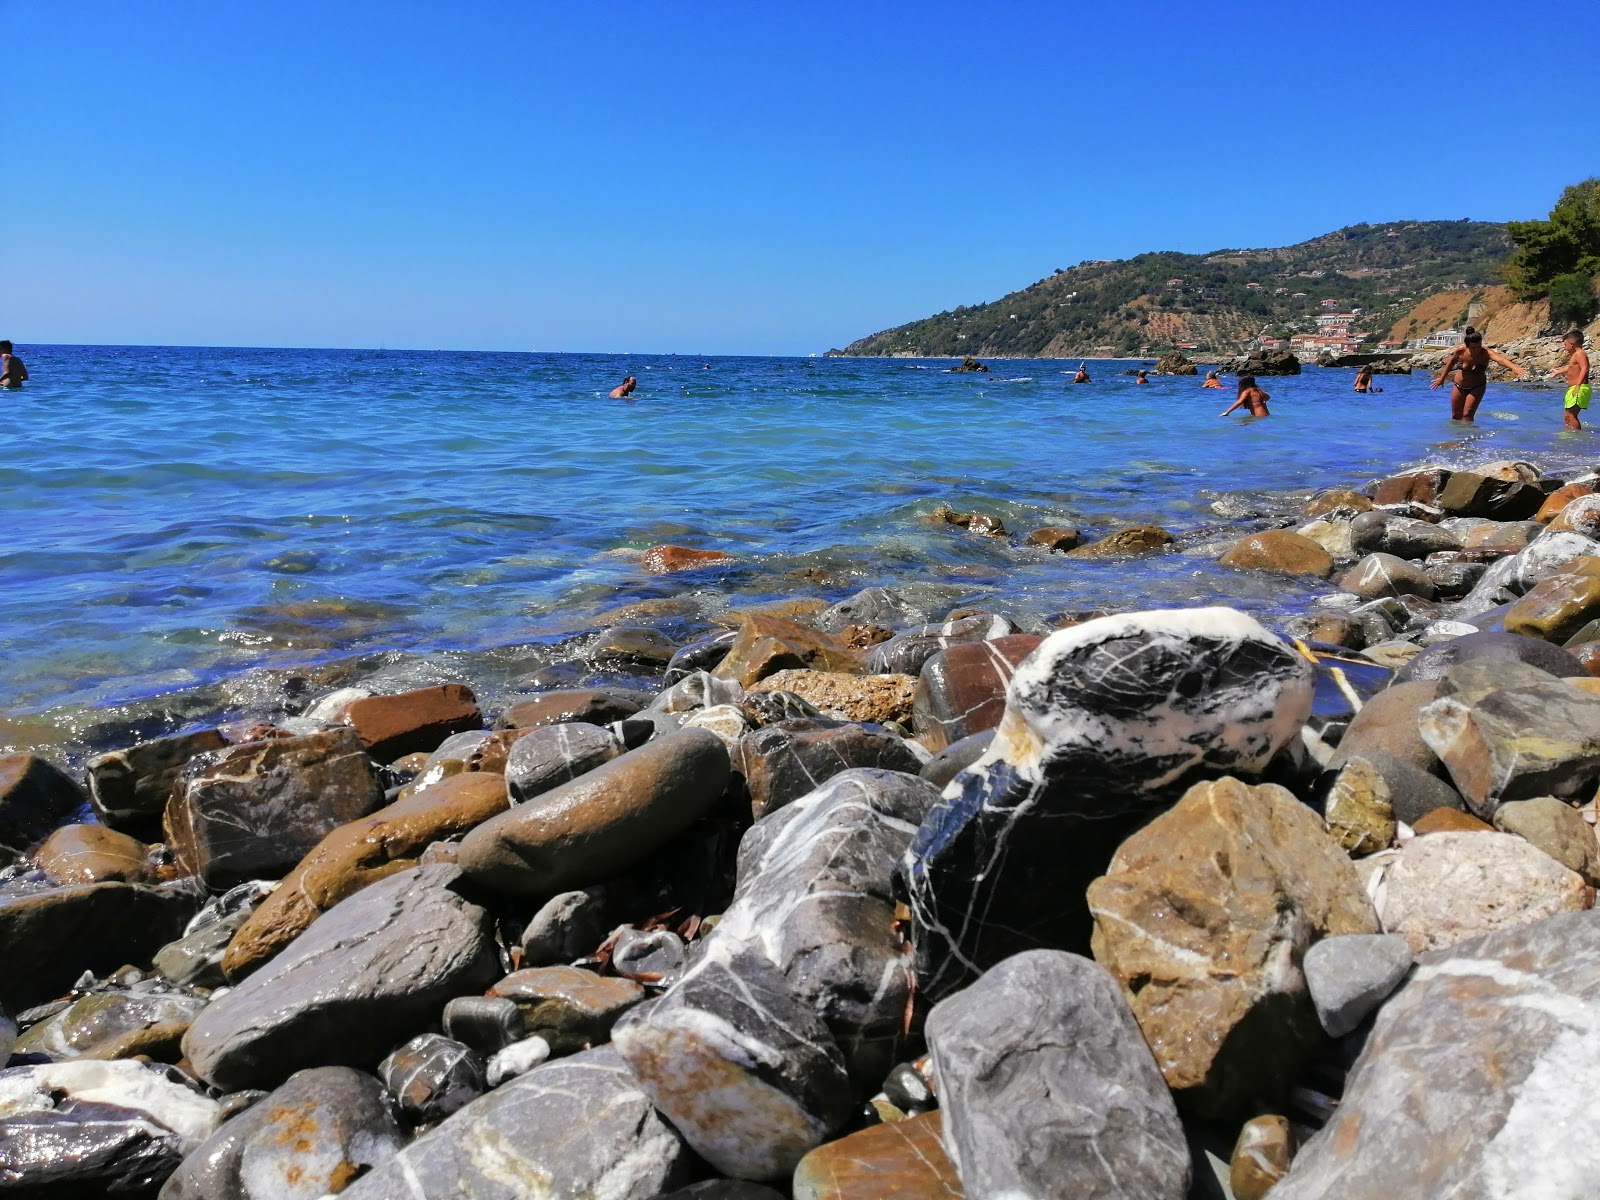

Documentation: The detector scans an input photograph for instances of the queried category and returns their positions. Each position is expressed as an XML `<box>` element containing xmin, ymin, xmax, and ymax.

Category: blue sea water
<box><xmin>0</xmin><ymin>344</ymin><xmax>1589</xmax><ymax>749</ymax></box>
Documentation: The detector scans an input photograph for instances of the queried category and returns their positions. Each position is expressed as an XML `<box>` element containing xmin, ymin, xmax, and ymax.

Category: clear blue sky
<box><xmin>5</xmin><ymin>1</ymin><xmax>1594</xmax><ymax>355</ymax></box>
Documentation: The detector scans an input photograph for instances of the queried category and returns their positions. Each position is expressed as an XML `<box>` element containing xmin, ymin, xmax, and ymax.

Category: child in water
<box><xmin>1220</xmin><ymin>374</ymin><xmax>1270</xmax><ymax>418</ymax></box>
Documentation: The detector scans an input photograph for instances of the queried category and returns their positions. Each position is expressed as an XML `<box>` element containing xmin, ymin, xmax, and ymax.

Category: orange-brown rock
<box><xmin>838</xmin><ymin>623</ymin><xmax>895</xmax><ymax>650</ymax></box>
<box><xmin>496</xmin><ymin>688</ymin><xmax>646</xmax><ymax>731</ymax></box>
<box><xmin>35</xmin><ymin>824</ymin><xmax>149</xmax><ymax>885</ymax></box>
<box><xmin>1066</xmin><ymin>526</ymin><xmax>1176</xmax><ymax>559</ymax></box>
<box><xmin>488</xmin><ymin>965</ymin><xmax>646</xmax><ymax>1054</ymax></box>
<box><xmin>1088</xmin><ymin>776</ymin><xmax>1379</xmax><ymax>1119</ymax></box>
<box><xmin>750</xmin><ymin>669</ymin><xmax>917</xmax><ymax>725</ymax></box>
<box><xmin>1373</xmin><ymin>469</ymin><xmax>1451</xmax><ymax>506</ymax></box>
<box><xmin>1411</xmin><ymin>807</ymin><xmax>1494</xmax><ymax>834</ymax></box>
<box><xmin>640</xmin><ymin>545</ymin><xmax>733</xmax><ymax>574</ymax></box>
<box><xmin>337</xmin><ymin>684</ymin><xmax>482</xmax><ymax>762</ymax></box>
<box><xmin>221</xmin><ymin>772</ymin><xmax>510</xmax><ymax>980</ymax></box>
<box><xmin>931</xmin><ymin>505</ymin><xmax>1007</xmax><ymax>537</ymax></box>
<box><xmin>713</xmin><ymin>614</ymin><xmax>864</xmax><ymax>688</ymax></box>
<box><xmin>1220</xmin><ymin>530</ymin><xmax>1335</xmax><ymax>578</ymax></box>
<box><xmin>1026</xmin><ymin>526</ymin><xmax>1082</xmax><ymax>551</ymax></box>
<box><xmin>1537</xmin><ymin>482</ymin><xmax>1595</xmax><ymax>523</ymax></box>
<box><xmin>1503</xmin><ymin>571</ymin><xmax>1600</xmax><ymax>643</ymax></box>
<box><xmin>792</xmin><ymin>1111</ymin><xmax>962</xmax><ymax>1199</ymax></box>
<box><xmin>1303</xmin><ymin>489</ymin><xmax>1374</xmax><ymax>518</ymax></box>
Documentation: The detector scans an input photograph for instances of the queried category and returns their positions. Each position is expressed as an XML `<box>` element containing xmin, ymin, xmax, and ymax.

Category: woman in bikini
<box><xmin>1431</xmin><ymin>327</ymin><xmax>1526</xmax><ymax>421</ymax></box>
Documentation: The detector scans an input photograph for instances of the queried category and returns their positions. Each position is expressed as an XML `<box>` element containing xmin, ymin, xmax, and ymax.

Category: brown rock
<box><xmin>1292</xmin><ymin>613</ymin><xmax>1364</xmax><ymax>650</ymax></box>
<box><xmin>931</xmin><ymin>505</ymin><xmax>1007</xmax><ymax>537</ymax></box>
<box><xmin>488</xmin><ymin>966</ymin><xmax>646</xmax><ymax>1053</ymax></box>
<box><xmin>1504</xmin><ymin>571</ymin><xmax>1600</xmax><ymax>642</ymax></box>
<box><xmin>1332</xmin><ymin>680</ymin><xmax>1442</xmax><ymax>775</ymax></box>
<box><xmin>222</xmin><ymin>772</ymin><xmax>510</xmax><ymax>980</ymax></box>
<box><xmin>1339</xmin><ymin>553</ymin><xmax>1434</xmax><ymax>600</ymax></box>
<box><xmin>1547</xmin><ymin>494</ymin><xmax>1600</xmax><ymax>537</ymax></box>
<box><xmin>1066</xmin><ymin>526</ymin><xmax>1176</xmax><ymax>559</ymax></box>
<box><xmin>1088</xmin><ymin>776</ymin><xmax>1379</xmax><ymax>1119</ymax></box>
<box><xmin>34</xmin><ymin>823</ymin><xmax>148</xmax><ymax>885</ymax></box>
<box><xmin>1436</xmin><ymin>471</ymin><xmax>1543</xmax><ymax>520</ymax></box>
<box><xmin>641</xmin><ymin>545</ymin><xmax>733</xmax><ymax>573</ymax></box>
<box><xmin>1492</xmin><ymin>795</ymin><xmax>1600</xmax><ymax>885</ymax></box>
<box><xmin>1230</xmin><ymin>1114</ymin><xmax>1294</xmax><ymax>1200</ymax></box>
<box><xmin>496</xmin><ymin>688</ymin><xmax>647</xmax><ymax>730</ymax></box>
<box><xmin>0</xmin><ymin>754</ymin><xmax>87</xmax><ymax>855</ymax></box>
<box><xmin>838</xmin><ymin>623</ymin><xmax>895</xmax><ymax>650</ymax></box>
<box><xmin>1574</xmin><ymin>642</ymin><xmax>1600</xmax><ymax>676</ymax></box>
<box><xmin>713</xmin><ymin>614</ymin><xmax>863</xmax><ymax>688</ymax></box>
<box><xmin>1026</xmin><ymin>526</ymin><xmax>1081</xmax><ymax>551</ymax></box>
<box><xmin>792</xmin><ymin>1112</ymin><xmax>962</xmax><ymax>1200</ymax></box>
<box><xmin>1411</xmin><ymin>807</ymin><xmax>1494</xmax><ymax>834</ymax></box>
<box><xmin>1538</xmin><ymin>482</ymin><xmax>1597</xmax><ymax>523</ymax></box>
<box><xmin>750</xmin><ymin>670</ymin><xmax>917</xmax><ymax>725</ymax></box>
<box><xmin>1220</xmin><ymin>529</ymin><xmax>1335</xmax><ymax>578</ymax></box>
<box><xmin>911</xmin><ymin>635</ymin><xmax>1044</xmax><ymax>753</ymax></box>
<box><xmin>1372</xmin><ymin>469</ymin><xmax>1450</xmax><ymax>507</ymax></box>
<box><xmin>337</xmin><ymin>684</ymin><xmax>482</xmax><ymax>762</ymax></box>
<box><xmin>86</xmin><ymin>728</ymin><xmax>228</xmax><ymax>829</ymax></box>
<box><xmin>1462</xmin><ymin>520</ymin><xmax>1541</xmax><ymax>552</ymax></box>
<box><xmin>1322</xmin><ymin>758</ymin><xmax>1397</xmax><ymax>855</ymax></box>
<box><xmin>1303</xmin><ymin>489</ymin><xmax>1374</xmax><ymax>518</ymax></box>
<box><xmin>165</xmin><ymin>726</ymin><xmax>386</xmax><ymax>890</ymax></box>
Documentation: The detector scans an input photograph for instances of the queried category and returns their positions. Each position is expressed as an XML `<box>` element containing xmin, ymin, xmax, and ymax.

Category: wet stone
<box><xmin>379</xmin><ymin>1033</ymin><xmax>485</xmax><ymax>1124</ymax></box>
<box><xmin>734</xmin><ymin>718</ymin><xmax>922</xmax><ymax>820</ymax></box>
<box><xmin>0</xmin><ymin>754</ymin><xmax>87</xmax><ymax>857</ymax></box>
<box><xmin>489</xmin><ymin>966</ymin><xmax>646</xmax><ymax>1054</ymax></box>
<box><xmin>663</xmin><ymin>630</ymin><xmax>738</xmax><ymax>684</ymax></box>
<box><xmin>161</xmin><ymin>1066</ymin><xmax>405</xmax><ymax>1200</ymax></box>
<box><xmin>164</xmin><ymin>726</ymin><xmax>385</xmax><ymax>891</ymax></box>
<box><xmin>918</xmin><ymin>729</ymin><xmax>995</xmax><ymax>789</ymax></box>
<box><xmin>519</xmin><ymin>885</ymin><xmax>610</xmax><ymax>966</ymax></box>
<box><xmin>926</xmin><ymin>950</ymin><xmax>1189</xmax><ymax>1200</ymax></box>
<box><xmin>442</xmin><ymin>995</ymin><xmax>525</xmax><ymax>1057</ymax></box>
<box><xmin>816</xmin><ymin>586</ymin><xmax>926</xmax><ymax>634</ymax></box>
<box><xmin>16</xmin><ymin>989</ymin><xmax>205</xmax><ymax>1062</ymax></box>
<box><xmin>791</xmin><ymin>1111</ymin><xmax>962</xmax><ymax>1200</ymax></box>
<box><xmin>34</xmin><ymin>823</ymin><xmax>148</xmax><ymax>885</ymax></box>
<box><xmin>340</xmin><ymin>1046</ymin><xmax>689</xmax><ymax>1200</ymax></box>
<box><xmin>1026</xmin><ymin>525</ymin><xmax>1081</xmax><ymax>550</ymax></box>
<box><xmin>495</xmin><ymin>686</ymin><xmax>650</xmax><ymax>730</ymax></box>
<box><xmin>1066</xmin><ymin>525</ymin><xmax>1176</xmax><ymax>558</ymax></box>
<box><xmin>1231</xmin><ymin>1115</ymin><xmax>1295</xmax><ymax>1200</ymax></box>
<box><xmin>713</xmin><ymin>614</ymin><xmax>864</xmax><ymax>688</ymax></box>
<box><xmin>87</xmin><ymin>728</ymin><xmax>228</xmax><ymax>830</ymax></box>
<box><xmin>612</xmin><ymin>928</ymin><xmax>687</xmax><ymax>983</ymax></box>
<box><xmin>738</xmin><ymin>688</ymin><xmax>823</xmax><ymax>727</ymax></box>
<box><xmin>1340</xmin><ymin>552</ymin><xmax>1435</xmax><ymax>600</ymax></box>
<box><xmin>910</xmin><ymin>634</ymin><xmax>1044</xmax><ymax>753</ymax></box>
<box><xmin>503</xmin><ymin>721</ymin><xmax>619</xmax><ymax>803</ymax></box>
<box><xmin>337</xmin><ymin>683</ymin><xmax>482</xmax><ymax>763</ymax></box>
<box><xmin>1221</xmin><ymin>529</ymin><xmax>1335</xmax><ymax>576</ymax></box>
<box><xmin>866</xmin><ymin>614</ymin><xmax>1018</xmax><ymax>677</ymax></box>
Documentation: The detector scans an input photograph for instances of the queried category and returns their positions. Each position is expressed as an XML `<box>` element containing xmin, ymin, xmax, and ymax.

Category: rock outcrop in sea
<box><xmin>6</xmin><ymin>452</ymin><xmax>1600</xmax><ymax>1195</ymax></box>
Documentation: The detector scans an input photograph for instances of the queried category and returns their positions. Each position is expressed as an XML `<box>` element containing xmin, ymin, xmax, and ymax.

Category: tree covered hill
<box><xmin>832</xmin><ymin>220</ymin><xmax>1512</xmax><ymax>358</ymax></box>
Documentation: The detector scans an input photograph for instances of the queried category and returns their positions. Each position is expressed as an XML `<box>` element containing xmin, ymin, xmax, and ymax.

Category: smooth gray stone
<box><xmin>926</xmin><ymin>949</ymin><xmax>1190</xmax><ymax>1200</ymax></box>
<box><xmin>867</xmin><ymin>613</ymin><xmax>1018</xmax><ymax>675</ymax></box>
<box><xmin>341</xmin><ymin>1046</ymin><xmax>689</xmax><ymax>1200</ymax></box>
<box><xmin>442</xmin><ymin>996</ymin><xmax>524</xmax><ymax>1056</ymax></box>
<box><xmin>816</xmin><ymin>586</ymin><xmax>925</xmax><ymax>633</ymax></box>
<box><xmin>612</xmin><ymin>928</ymin><xmax>686</xmax><ymax>983</ymax></box>
<box><xmin>614</xmin><ymin>947</ymin><xmax>854</xmax><ymax>1181</ymax></box>
<box><xmin>503</xmin><ymin>722</ymin><xmax>620</xmax><ymax>803</ymax></box>
<box><xmin>1273</xmin><ymin>910</ymin><xmax>1600</xmax><ymax>1198</ymax></box>
<box><xmin>1399</xmin><ymin>630</ymin><xmax>1587</xmax><ymax>684</ymax></box>
<box><xmin>733</xmin><ymin>719</ymin><xmax>923</xmax><ymax>820</ymax></box>
<box><xmin>379</xmin><ymin>1033</ymin><xmax>485</xmax><ymax>1124</ymax></box>
<box><xmin>160</xmin><ymin>1067</ymin><xmax>403</xmax><ymax>1200</ymax></box>
<box><xmin>1303</xmin><ymin>933</ymin><xmax>1413</xmax><ymax>1037</ymax></box>
<box><xmin>182</xmin><ymin>865</ymin><xmax>498</xmax><ymax>1091</ymax></box>
<box><xmin>718</xmin><ymin>768</ymin><xmax>939</xmax><ymax>1087</ymax></box>
<box><xmin>918</xmin><ymin>729</ymin><xmax>995</xmax><ymax>789</ymax></box>
<box><xmin>0</xmin><ymin>881</ymin><xmax>197</xmax><ymax>1011</ymax></box>
<box><xmin>519</xmin><ymin>886</ymin><xmax>609</xmax><ymax>966</ymax></box>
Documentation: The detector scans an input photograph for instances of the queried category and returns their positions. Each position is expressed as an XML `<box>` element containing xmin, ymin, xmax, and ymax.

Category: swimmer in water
<box><xmin>1201</xmin><ymin>370</ymin><xmax>1224</xmax><ymax>389</ymax></box>
<box><xmin>609</xmin><ymin>376</ymin><xmax>637</xmax><ymax>399</ymax></box>
<box><xmin>1431</xmin><ymin>326</ymin><xmax>1526</xmax><ymax>422</ymax></box>
<box><xmin>1134</xmin><ymin>370</ymin><xmax>1150</xmax><ymax>385</ymax></box>
<box><xmin>1353</xmin><ymin>364</ymin><xmax>1382</xmax><ymax>393</ymax></box>
<box><xmin>1550</xmin><ymin>329</ymin><xmax>1591</xmax><ymax>431</ymax></box>
<box><xmin>1220</xmin><ymin>374</ymin><xmax>1270</xmax><ymax>418</ymax></box>
<box><xmin>1072</xmin><ymin>363</ymin><xmax>1091</xmax><ymax>383</ymax></box>
<box><xmin>0</xmin><ymin>341</ymin><xmax>28</xmax><ymax>387</ymax></box>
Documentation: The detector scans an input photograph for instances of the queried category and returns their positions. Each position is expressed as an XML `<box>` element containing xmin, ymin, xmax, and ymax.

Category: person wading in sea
<box><xmin>1072</xmin><ymin>363</ymin><xmax>1091</xmax><ymax>383</ymax></box>
<box><xmin>0</xmin><ymin>342</ymin><xmax>27</xmax><ymax>387</ymax></box>
<box><xmin>1431</xmin><ymin>327</ymin><xmax>1526</xmax><ymax>421</ymax></box>
<box><xmin>1354</xmin><ymin>364</ymin><xmax>1382</xmax><ymax>393</ymax></box>
<box><xmin>1220</xmin><ymin>374</ymin><xmax>1270</xmax><ymax>418</ymax></box>
<box><xmin>1550</xmin><ymin>329</ymin><xmax>1592</xmax><ymax>431</ymax></box>
<box><xmin>609</xmin><ymin>376</ymin><xmax>637</xmax><ymax>399</ymax></box>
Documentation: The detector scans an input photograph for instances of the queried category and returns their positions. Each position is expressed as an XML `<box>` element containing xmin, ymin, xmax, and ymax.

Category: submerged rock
<box><xmin>1271</xmin><ymin>910</ymin><xmax>1600</xmax><ymax>1198</ymax></box>
<box><xmin>1088</xmin><ymin>776</ymin><xmax>1378</xmax><ymax>1118</ymax></box>
<box><xmin>184</xmin><ymin>865</ymin><xmax>499</xmax><ymax>1090</ymax></box>
<box><xmin>907</xmin><ymin>608</ymin><xmax>1315</xmax><ymax>999</ymax></box>
<box><xmin>1066</xmin><ymin>525</ymin><xmax>1176</xmax><ymax>558</ymax></box>
<box><xmin>926</xmin><ymin>949</ymin><xmax>1189</xmax><ymax>1200</ymax></box>
<box><xmin>1221</xmin><ymin>529</ymin><xmax>1335</xmax><ymax>577</ymax></box>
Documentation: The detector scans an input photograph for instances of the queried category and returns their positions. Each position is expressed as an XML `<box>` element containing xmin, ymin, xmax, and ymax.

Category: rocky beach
<box><xmin>7</xmin><ymin>426</ymin><xmax>1600</xmax><ymax>1196</ymax></box>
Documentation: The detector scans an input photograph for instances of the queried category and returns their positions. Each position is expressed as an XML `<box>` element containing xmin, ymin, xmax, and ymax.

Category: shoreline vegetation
<box><xmin>7</xmin><ymin>439</ymin><xmax>1600</xmax><ymax>1193</ymax></box>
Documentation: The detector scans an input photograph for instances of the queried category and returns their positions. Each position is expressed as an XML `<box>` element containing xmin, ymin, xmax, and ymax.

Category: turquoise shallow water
<box><xmin>0</xmin><ymin>344</ymin><xmax>1590</xmax><ymax>738</ymax></box>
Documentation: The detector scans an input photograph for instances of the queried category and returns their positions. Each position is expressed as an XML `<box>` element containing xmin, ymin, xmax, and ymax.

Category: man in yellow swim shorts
<box><xmin>1552</xmin><ymin>329</ymin><xmax>1592</xmax><ymax>431</ymax></box>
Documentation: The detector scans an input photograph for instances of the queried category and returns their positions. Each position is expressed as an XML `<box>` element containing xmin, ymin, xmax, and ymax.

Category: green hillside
<box><xmin>832</xmin><ymin>220</ymin><xmax>1512</xmax><ymax>358</ymax></box>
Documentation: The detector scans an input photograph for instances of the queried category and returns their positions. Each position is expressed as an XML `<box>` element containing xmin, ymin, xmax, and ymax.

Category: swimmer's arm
<box><xmin>1219</xmin><ymin>396</ymin><xmax>1246</xmax><ymax>416</ymax></box>
<box><xmin>1486</xmin><ymin>348</ymin><xmax>1527</xmax><ymax>378</ymax></box>
<box><xmin>1432</xmin><ymin>347</ymin><xmax>1463</xmax><ymax>387</ymax></box>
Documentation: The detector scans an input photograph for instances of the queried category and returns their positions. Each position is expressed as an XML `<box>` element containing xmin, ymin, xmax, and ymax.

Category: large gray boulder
<box><xmin>926</xmin><ymin>950</ymin><xmax>1189</xmax><ymax>1199</ymax></box>
<box><xmin>160</xmin><ymin>1067</ymin><xmax>404</xmax><ymax>1200</ymax></box>
<box><xmin>906</xmin><ymin>607</ymin><xmax>1315</xmax><ymax>999</ymax></box>
<box><xmin>182</xmin><ymin>865</ymin><xmax>498</xmax><ymax>1090</ymax></box>
<box><xmin>340</xmin><ymin>1046</ymin><xmax>689</xmax><ymax>1199</ymax></box>
<box><xmin>1272</xmin><ymin>910</ymin><xmax>1600</xmax><ymax>1198</ymax></box>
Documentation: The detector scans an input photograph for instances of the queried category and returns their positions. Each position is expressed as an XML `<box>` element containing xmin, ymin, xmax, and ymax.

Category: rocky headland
<box><xmin>8</xmin><ymin>454</ymin><xmax>1600</xmax><ymax>1196</ymax></box>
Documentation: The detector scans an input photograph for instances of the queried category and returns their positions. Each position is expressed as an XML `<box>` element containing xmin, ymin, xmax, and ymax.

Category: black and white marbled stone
<box><xmin>182</xmin><ymin>865</ymin><xmax>499</xmax><ymax>1091</ymax></box>
<box><xmin>733</xmin><ymin>719</ymin><xmax>923</xmax><ymax>819</ymax></box>
<box><xmin>379</xmin><ymin>1033</ymin><xmax>485</xmax><ymax>1124</ymax></box>
<box><xmin>341</xmin><ymin>1046</ymin><xmax>689</xmax><ymax>1200</ymax></box>
<box><xmin>867</xmin><ymin>613</ymin><xmax>1018</xmax><ymax>676</ymax></box>
<box><xmin>0</xmin><ymin>1059</ymin><xmax>221</xmax><ymax>1195</ymax></box>
<box><xmin>613</xmin><ymin>946</ymin><xmax>855</xmax><ymax>1181</ymax></box>
<box><xmin>650</xmin><ymin>668</ymin><xmax>745</xmax><ymax>714</ymax></box>
<box><xmin>86</xmin><ymin>728</ymin><xmax>228</xmax><ymax>831</ymax></box>
<box><xmin>926</xmin><ymin>950</ymin><xmax>1190</xmax><ymax>1200</ymax></box>
<box><xmin>160</xmin><ymin>1066</ymin><xmax>404</xmax><ymax>1200</ymax></box>
<box><xmin>1273</xmin><ymin>910</ymin><xmax>1600</xmax><ymax>1198</ymax></box>
<box><xmin>905</xmin><ymin>607</ymin><xmax>1315</xmax><ymax>999</ymax></box>
<box><xmin>816</xmin><ymin>585</ymin><xmax>927</xmax><ymax>633</ymax></box>
<box><xmin>663</xmin><ymin>632</ymin><xmax>739</xmax><ymax>686</ymax></box>
<box><xmin>503</xmin><ymin>721</ymin><xmax>620</xmax><ymax>803</ymax></box>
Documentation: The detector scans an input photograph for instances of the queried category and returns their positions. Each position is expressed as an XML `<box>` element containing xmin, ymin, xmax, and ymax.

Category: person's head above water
<box><xmin>1237</xmin><ymin>374</ymin><xmax>1257</xmax><ymax>390</ymax></box>
<box><xmin>0</xmin><ymin>341</ymin><xmax>12</xmax><ymax>355</ymax></box>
